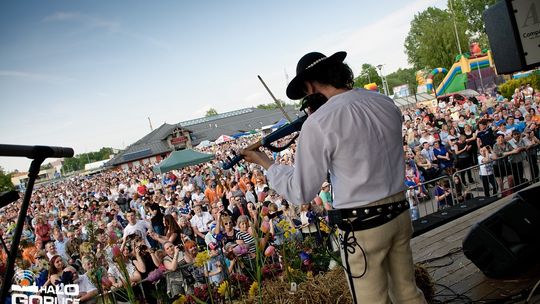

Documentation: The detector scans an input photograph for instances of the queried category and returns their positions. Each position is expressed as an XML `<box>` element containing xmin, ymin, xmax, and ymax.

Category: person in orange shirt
<box><xmin>204</xmin><ymin>179</ymin><xmax>219</xmax><ymax>205</ymax></box>
<box><xmin>215</xmin><ymin>177</ymin><xmax>228</xmax><ymax>202</ymax></box>
<box><xmin>250</xmin><ymin>169</ymin><xmax>266</xmax><ymax>185</ymax></box>
<box><xmin>238</xmin><ymin>173</ymin><xmax>250</xmax><ymax>193</ymax></box>
<box><xmin>22</xmin><ymin>242</ymin><xmax>38</xmax><ymax>265</ymax></box>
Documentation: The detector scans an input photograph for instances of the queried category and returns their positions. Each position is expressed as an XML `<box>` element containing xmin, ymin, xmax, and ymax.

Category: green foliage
<box><xmin>62</xmin><ymin>147</ymin><xmax>115</xmax><ymax>173</ymax></box>
<box><xmin>0</xmin><ymin>166</ymin><xmax>15</xmax><ymax>191</ymax></box>
<box><xmin>256</xmin><ymin>100</ymin><xmax>287</xmax><ymax>110</ymax></box>
<box><xmin>39</xmin><ymin>163</ymin><xmax>52</xmax><ymax>171</ymax></box>
<box><xmin>498</xmin><ymin>74</ymin><xmax>540</xmax><ymax>99</ymax></box>
<box><xmin>353</xmin><ymin>64</ymin><xmax>381</xmax><ymax>88</ymax></box>
<box><xmin>404</xmin><ymin>7</ymin><xmax>470</xmax><ymax>71</ymax></box>
<box><xmin>386</xmin><ymin>68</ymin><xmax>417</xmax><ymax>93</ymax></box>
<box><xmin>205</xmin><ymin>108</ymin><xmax>218</xmax><ymax>117</ymax></box>
<box><xmin>451</xmin><ymin>0</ymin><xmax>498</xmax><ymax>47</ymax></box>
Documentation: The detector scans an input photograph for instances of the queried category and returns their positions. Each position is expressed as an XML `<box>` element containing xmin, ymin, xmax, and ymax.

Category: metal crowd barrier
<box><xmin>409</xmin><ymin>144</ymin><xmax>540</xmax><ymax>221</ymax></box>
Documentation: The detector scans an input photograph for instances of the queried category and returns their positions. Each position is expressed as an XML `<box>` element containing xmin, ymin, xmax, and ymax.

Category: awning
<box><xmin>215</xmin><ymin>134</ymin><xmax>234</xmax><ymax>144</ymax></box>
<box><xmin>153</xmin><ymin>149</ymin><xmax>214</xmax><ymax>174</ymax></box>
<box><xmin>271</xmin><ymin>118</ymin><xmax>289</xmax><ymax>129</ymax></box>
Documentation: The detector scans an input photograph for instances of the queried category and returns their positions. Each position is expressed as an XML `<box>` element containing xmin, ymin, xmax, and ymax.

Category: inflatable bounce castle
<box><xmin>420</xmin><ymin>43</ymin><xmax>498</xmax><ymax>96</ymax></box>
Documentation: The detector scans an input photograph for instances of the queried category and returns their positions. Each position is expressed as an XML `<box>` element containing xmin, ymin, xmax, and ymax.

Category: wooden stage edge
<box><xmin>411</xmin><ymin>182</ymin><xmax>540</xmax><ymax>303</ymax></box>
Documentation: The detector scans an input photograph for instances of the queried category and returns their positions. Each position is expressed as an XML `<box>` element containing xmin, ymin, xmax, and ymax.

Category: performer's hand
<box><xmin>241</xmin><ymin>148</ymin><xmax>274</xmax><ymax>170</ymax></box>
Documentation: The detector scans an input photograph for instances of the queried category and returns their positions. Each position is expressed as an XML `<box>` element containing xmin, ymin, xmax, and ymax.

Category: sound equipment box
<box><xmin>483</xmin><ymin>0</ymin><xmax>540</xmax><ymax>74</ymax></box>
<box><xmin>463</xmin><ymin>197</ymin><xmax>540</xmax><ymax>278</ymax></box>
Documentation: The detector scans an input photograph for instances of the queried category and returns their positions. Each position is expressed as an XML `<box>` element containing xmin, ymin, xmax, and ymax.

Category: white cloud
<box><xmin>307</xmin><ymin>0</ymin><xmax>447</xmax><ymax>74</ymax></box>
<box><xmin>43</xmin><ymin>11</ymin><xmax>81</xmax><ymax>22</ymax></box>
<box><xmin>42</xmin><ymin>11</ymin><xmax>169</xmax><ymax>48</ymax></box>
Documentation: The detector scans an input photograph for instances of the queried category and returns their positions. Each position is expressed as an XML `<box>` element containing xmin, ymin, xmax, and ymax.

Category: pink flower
<box><xmin>146</xmin><ymin>268</ymin><xmax>164</xmax><ymax>283</ymax></box>
<box><xmin>261</xmin><ymin>206</ymin><xmax>269</xmax><ymax>216</ymax></box>
<box><xmin>233</xmin><ymin>244</ymin><xmax>248</xmax><ymax>256</ymax></box>
<box><xmin>108</xmin><ymin>230</ymin><xmax>118</xmax><ymax>243</ymax></box>
<box><xmin>112</xmin><ymin>245</ymin><xmax>121</xmax><ymax>258</ymax></box>
<box><xmin>264</xmin><ymin>245</ymin><xmax>275</xmax><ymax>257</ymax></box>
<box><xmin>260</xmin><ymin>220</ymin><xmax>270</xmax><ymax>234</ymax></box>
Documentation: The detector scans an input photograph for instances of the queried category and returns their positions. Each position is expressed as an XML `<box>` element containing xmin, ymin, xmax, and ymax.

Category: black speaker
<box><xmin>483</xmin><ymin>0</ymin><xmax>540</xmax><ymax>74</ymax></box>
<box><xmin>516</xmin><ymin>184</ymin><xmax>540</xmax><ymax>211</ymax></box>
<box><xmin>463</xmin><ymin>198</ymin><xmax>540</xmax><ymax>278</ymax></box>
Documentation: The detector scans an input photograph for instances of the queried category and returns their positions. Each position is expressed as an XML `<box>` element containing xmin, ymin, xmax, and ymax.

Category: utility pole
<box><xmin>148</xmin><ymin>117</ymin><xmax>153</xmax><ymax>131</ymax></box>
<box><xmin>449</xmin><ymin>0</ymin><xmax>463</xmax><ymax>55</ymax></box>
<box><xmin>376</xmin><ymin>64</ymin><xmax>389</xmax><ymax>96</ymax></box>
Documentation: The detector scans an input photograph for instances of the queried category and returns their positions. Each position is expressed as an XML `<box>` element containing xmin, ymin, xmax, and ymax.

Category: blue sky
<box><xmin>0</xmin><ymin>0</ymin><xmax>446</xmax><ymax>172</ymax></box>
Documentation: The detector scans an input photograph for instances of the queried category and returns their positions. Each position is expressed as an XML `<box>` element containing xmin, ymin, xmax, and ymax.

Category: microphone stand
<box><xmin>0</xmin><ymin>158</ymin><xmax>43</xmax><ymax>301</ymax></box>
<box><xmin>0</xmin><ymin>144</ymin><xmax>73</xmax><ymax>302</ymax></box>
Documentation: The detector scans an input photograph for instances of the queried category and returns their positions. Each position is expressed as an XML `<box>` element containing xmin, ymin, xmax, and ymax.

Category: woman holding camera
<box><xmin>108</xmin><ymin>245</ymin><xmax>140</xmax><ymax>288</ymax></box>
<box><xmin>163</xmin><ymin>241</ymin><xmax>189</xmax><ymax>298</ymax></box>
<box><xmin>130</xmin><ymin>235</ymin><xmax>160</xmax><ymax>304</ymax></box>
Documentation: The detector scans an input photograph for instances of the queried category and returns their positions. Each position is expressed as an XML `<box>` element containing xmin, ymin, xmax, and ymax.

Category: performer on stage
<box><xmin>241</xmin><ymin>51</ymin><xmax>426</xmax><ymax>304</ymax></box>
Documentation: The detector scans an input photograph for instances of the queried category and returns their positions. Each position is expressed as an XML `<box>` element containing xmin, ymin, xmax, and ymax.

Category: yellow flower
<box><xmin>79</xmin><ymin>242</ymin><xmax>93</xmax><ymax>256</ymax></box>
<box><xmin>217</xmin><ymin>280</ymin><xmax>229</xmax><ymax>297</ymax></box>
<box><xmin>248</xmin><ymin>281</ymin><xmax>259</xmax><ymax>298</ymax></box>
<box><xmin>193</xmin><ymin>250</ymin><xmax>210</xmax><ymax>267</ymax></box>
<box><xmin>319</xmin><ymin>221</ymin><xmax>331</xmax><ymax>234</ymax></box>
<box><xmin>172</xmin><ymin>294</ymin><xmax>186</xmax><ymax>304</ymax></box>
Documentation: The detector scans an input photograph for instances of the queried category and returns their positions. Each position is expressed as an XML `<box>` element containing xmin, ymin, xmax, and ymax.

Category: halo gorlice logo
<box><xmin>11</xmin><ymin>269</ymin><xmax>80</xmax><ymax>304</ymax></box>
<box><xmin>14</xmin><ymin>270</ymin><xmax>35</xmax><ymax>288</ymax></box>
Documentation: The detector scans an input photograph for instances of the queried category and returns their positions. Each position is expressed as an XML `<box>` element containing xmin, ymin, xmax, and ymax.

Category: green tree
<box><xmin>451</xmin><ymin>0</ymin><xmax>498</xmax><ymax>48</ymax></box>
<box><xmin>62</xmin><ymin>147</ymin><xmax>115</xmax><ymax>173</ymax></box>
<box><xmin>256</xmin><ymin>99</ymin><xmax>287</xmax><ymax>110</ymax></box>
<box><xmin>385</xmin><ymin>68</ymin><xmax>417</xmax><ymax>94</ymax></box>
<box><xmin>353</xmin><ymin>64</ymin><xmax>381</xmax><ymax>88</ymax></box>
<box><xmin>0</xmin><ymin>166</ymin><xmax>15</xmax><ymax>191</ymax></box>
<box><xmin>40</xmin><ymin>163</ymin><xmax>53</xmax><ymax>171</ymax></box>
<box><xmin>205</xmin><ymin>108</ymin><xmax>218</xmax><ymax>117</ymax></box>
<box><xmin>404</xmin><ymin>7</ymin><xmax>470</xmax><ymax>71</ymax></box>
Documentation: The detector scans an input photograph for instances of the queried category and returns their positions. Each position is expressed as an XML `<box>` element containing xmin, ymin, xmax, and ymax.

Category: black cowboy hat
<box><xmin>286</xmin><ymin>51</ymin><xmax>347</xmax><ymax>100</ymax></box>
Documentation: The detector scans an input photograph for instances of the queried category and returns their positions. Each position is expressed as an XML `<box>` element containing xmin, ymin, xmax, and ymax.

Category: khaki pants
<box><xmin>339</xmin><ymin>210</ymin><xmax>426</xmax><ymax>304</ymax></box>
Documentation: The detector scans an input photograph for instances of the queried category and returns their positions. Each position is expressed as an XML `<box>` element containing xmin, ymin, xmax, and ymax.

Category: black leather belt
<box><xmin>328</xmin><ymin>200</ymin><xmax>410</xmax><ymax>232</ymax></box>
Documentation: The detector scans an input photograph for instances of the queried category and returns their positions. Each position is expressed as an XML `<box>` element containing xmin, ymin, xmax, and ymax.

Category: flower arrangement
<box><xmin>194</xmin><ymin>250</ymin><xmax>211</xmax><ymax>267</ymax></box>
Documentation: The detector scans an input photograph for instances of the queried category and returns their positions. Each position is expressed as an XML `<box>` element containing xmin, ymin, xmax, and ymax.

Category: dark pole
<box><xmin>0</xmin><ymin>158</ymin><xmax>44</xmax><ymax>302</ymax></box>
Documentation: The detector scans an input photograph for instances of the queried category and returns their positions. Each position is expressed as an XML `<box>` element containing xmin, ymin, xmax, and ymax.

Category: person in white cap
<box><xmin>319</xmin><ymin>181</ymin><xmax>332</xmax><ymax>210</ymax></box>
<box><xmin>241</xmin><ymin>51</ymin><xmax>425</xmax><ymax>304</ymax></box>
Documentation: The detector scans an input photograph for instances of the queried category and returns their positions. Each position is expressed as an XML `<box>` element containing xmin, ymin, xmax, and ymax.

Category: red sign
<box><xmin>171</xmin><ymin>136</ymin><xmax>187</xmax><ymax>145</ymax></box>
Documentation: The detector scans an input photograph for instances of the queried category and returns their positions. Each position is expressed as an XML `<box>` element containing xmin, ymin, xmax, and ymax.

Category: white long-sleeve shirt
<box><xmin>267</xmin><ymin>88</ymin><xmax>406</xmax><ymax>209</ymax></box>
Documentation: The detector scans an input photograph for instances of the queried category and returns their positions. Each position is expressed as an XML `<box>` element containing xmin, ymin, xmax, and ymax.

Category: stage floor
<box><xmin>411</xmin><ymin>185</ymin><xmax>540</xmax><ymax>303</ymax></box>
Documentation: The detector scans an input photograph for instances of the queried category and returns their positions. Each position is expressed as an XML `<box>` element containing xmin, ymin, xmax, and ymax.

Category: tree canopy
<box><xmin>256</xmin><ymin>99</ymin><xmax>287</xmax><ymax>110</ymax></box>
<box><xmin>353</xmin><ymin>64</ymin><xmax>382</xmax><ymax>88</ymax></box>
<box><xmin>0</xmin><ymin>166</ymin><xmax>15</xmax><ymax>191</ymax></box>
<box><xmin>62</xmin><ymin>147</ymin><xmax>114</xmax><ymax>173</ymax></box>
<box><xmin>404</xmin><ymin>0</ymin><xmax>497</xmax><ymax>71</ymax></box>
<box><xmin>205</xmin><ymin>108</ymin><xmax>218</xmax><ymax>117</ymax></box>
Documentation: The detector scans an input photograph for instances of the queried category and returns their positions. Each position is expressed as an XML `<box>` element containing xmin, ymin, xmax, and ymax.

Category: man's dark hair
<box><xmin>305</xmin><ymin>62</ymin><xmax>354</xmax><ymax>90</ymax></box>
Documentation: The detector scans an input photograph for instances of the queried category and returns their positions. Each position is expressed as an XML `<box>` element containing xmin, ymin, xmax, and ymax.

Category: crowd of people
<box><xmin>0</xmin><ymin>135</ymin><xmax>334</xmax><ymax>303</ymax></box>
<box><xmin>403</xmin><ymin>84</ymin><xmax>540</xmax><ymax>215</ymax></box>
<box><xmin>0</xmin><ymin>83</ymin><xmax>539</xmax><ymax>303</ymax></box>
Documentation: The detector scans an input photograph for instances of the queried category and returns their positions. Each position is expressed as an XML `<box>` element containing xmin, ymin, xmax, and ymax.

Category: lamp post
<box><xmin>449</xmin><ymin>0</ymin><xmax>463</xmax><ymax>55</ymax></box>
<box><xmin>362</xmin><ymin>71</ymin><xmax>371</xmax><ymax>83</ymax></box>
<box><xmin>376</xmin><ymin>64</ymin><xmax>389</xmax><ymax>96</ymax></box>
